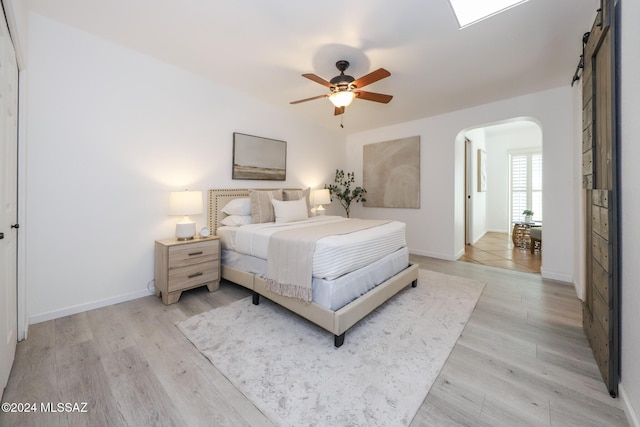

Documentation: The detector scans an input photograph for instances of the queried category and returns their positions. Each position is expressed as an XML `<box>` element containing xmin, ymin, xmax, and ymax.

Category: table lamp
<box><xmin>169</xmin><ymin>190</ymin><xmax>203</xmax><ymax>240</ymax></box>
<box><xmin>313</xmin><ymin>189</ymin><xmax>331</xmax><ymax>215</ymax></box>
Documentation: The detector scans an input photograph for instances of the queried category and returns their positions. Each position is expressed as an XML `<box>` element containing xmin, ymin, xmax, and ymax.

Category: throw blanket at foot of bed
<box><xmin>265</xmin><ymin>219</ymin><xmax>391</xmax><ymax>302</ymax></box>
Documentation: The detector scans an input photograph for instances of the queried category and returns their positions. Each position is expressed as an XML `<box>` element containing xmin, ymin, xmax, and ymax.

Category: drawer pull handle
<box><xmin>188</xmin><ymin>272</ymin><xmax>203</xmax><ymax>279</ymax></box>
<box><xmin>188</xmin><ymin>251</ymin><xmax>204</xmax><ymax>256</ymax></box>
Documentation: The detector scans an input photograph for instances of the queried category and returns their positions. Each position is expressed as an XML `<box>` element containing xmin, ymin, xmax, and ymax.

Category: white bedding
<box><xmin>221</xmin><ymin>247</ymin><xmax>410</xmax><ymax>310</ymax></box>
<box><xmin>217</xmin><ymin>216</ymin><xmax>406</xmax><ymax>280</ymax></box>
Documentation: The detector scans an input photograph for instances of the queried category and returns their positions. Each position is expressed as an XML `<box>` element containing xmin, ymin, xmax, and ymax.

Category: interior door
<box><xmin>465</xmin><ymin>138</ymin><xmax>472</xmax><ymax>245</ymax></box>
<box><xmin>0</xmin><ymin>4</ymin><xmax>19</xmax><ymax>398</ymax></box>
<box><xmin>581</xmin><ymin>0</ymin><xmax>619</xmax><ymax>397</ymax></box>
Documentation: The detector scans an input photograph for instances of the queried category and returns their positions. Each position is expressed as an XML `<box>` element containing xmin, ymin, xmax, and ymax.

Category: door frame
<box><xmin>465</xmin><ymin>137</ymin><xmax>473</xmax><ymax>245</ymax></box>
<box><xmin>2</xmin><ymin>0</ymin><xmax>28</xmax><ymax>340</ymax></box>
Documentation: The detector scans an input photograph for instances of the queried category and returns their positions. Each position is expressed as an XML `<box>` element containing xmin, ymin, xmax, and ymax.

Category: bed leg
<box><xmin>252</xmin><ymin>292</ymin><xmax>260</xmax><ymax>305</ymax></box>
<box><xmin>412</xmin><ymin>279</ymin><xmax>418</xmax><ymax>288</ymax></box>
<box><xmin>334</xmin><ymin>333</ymin><xmax>345</xmax><ymax>348</ymax></box>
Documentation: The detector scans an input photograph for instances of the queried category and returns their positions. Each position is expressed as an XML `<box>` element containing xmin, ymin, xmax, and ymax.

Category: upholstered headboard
<box><xmin>208</xmin><ymin>188</ymin><xmax>251</xmax><ymax>233</ymax></box>
<box><xmin>208</xmin><ymin>188</ymin><xmax>306</xmax><ymax>232</ymax></box>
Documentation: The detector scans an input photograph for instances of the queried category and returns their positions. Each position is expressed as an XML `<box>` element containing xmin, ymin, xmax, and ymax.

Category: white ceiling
<box><xmin>28</xmin><ymin>0</ymin><xmax>598</xmax><ymax>134</ymax></box>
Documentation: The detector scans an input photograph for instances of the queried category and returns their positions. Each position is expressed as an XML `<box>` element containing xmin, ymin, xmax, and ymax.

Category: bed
<box><xmin>208</xmin><ymin>188</ymin><xmax>419</xmax><ymax>347</ymax></box>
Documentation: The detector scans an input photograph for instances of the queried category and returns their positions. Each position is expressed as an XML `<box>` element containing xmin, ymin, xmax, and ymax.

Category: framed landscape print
<box><xmin>232</xmin><ymin>133</ymin><xmax>286</xmax><ymax>181</ymax></box>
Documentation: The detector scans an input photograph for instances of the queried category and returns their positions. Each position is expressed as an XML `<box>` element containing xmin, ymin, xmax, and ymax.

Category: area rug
<box><xmin>176</xmin><ymin>269</ymin><xmax>485</xmax><ymax>427</ymax></box>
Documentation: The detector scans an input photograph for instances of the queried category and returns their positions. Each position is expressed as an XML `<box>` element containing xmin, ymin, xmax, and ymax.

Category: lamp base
<box><xmin>175</xmin><ymin>221</ymin><xmax>196</xmax><ymax>241</ymax></box>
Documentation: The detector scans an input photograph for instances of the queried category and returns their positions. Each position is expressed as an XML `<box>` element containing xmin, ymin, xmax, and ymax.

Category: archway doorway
<box><xmin>459</xmin><ymin>118</ymin><xmax>543</xmax><ymax>274</ymax></box>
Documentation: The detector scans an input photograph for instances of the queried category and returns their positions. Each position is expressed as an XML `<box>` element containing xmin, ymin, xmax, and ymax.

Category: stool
<box><xmin>512</xmin><ymin>223</ymin><xmax>532</xmax><ymax>248</ymax></box>
<box><xmin>530</xmin><ymin>227</ymin><xmax>542</xmax><ymax>254</ymax></box>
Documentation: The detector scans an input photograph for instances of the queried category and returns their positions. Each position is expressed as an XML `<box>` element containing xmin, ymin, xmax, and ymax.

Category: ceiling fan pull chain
<box><xmin>340</xmin><ymin>114</ymin><xmax>344</xmax><ymax>128</ymax></box>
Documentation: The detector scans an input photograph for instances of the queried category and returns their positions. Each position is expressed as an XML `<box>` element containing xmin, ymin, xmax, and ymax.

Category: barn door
<box><xmin>581</xmin><ymin>0</ymin><xmax>619</xmax><ymax>397</ymax></box>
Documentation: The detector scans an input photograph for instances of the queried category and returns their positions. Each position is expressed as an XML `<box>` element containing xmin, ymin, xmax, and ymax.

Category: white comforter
<box><xmin>219</xmin><ymin>216</ymin><xmax>406</xmax><ymax>280</ymax></box>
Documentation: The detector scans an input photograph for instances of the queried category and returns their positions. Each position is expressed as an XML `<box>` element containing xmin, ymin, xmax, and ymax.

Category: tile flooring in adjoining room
<box><xmin>460</xmin><ymin>231</ymin><xmax>541</xmax><ymax>274</ymax></box>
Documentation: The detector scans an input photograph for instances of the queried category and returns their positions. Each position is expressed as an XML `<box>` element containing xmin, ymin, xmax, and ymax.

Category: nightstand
<box><xmin>154</xmin><ymin>236</ymin><xmax>220</xmax><ymax>305</ymax></box>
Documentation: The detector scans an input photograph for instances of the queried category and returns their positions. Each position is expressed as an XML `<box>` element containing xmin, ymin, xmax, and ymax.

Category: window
<box><xmin>448</xmin><ymin>0</ymin><xmax>529</xmax><ymax>28</ymax></box>
<box><xmin>510</xmin><ymin>150</ymin><xmax>542</xmax><ymax>222</ymax></box>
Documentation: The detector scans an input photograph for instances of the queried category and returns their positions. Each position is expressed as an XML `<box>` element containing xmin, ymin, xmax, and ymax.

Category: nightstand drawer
<box><xmin>169</xmin><ymin>240</ymin><xmax>219</xmax><ymax>268</ymax></box>
<box><xmin>168</xmin><ymin>260</ymin><xmax>220</xmax><ymax>292</ymax></box>
<box><xmin>155</xmin><ymin>236</ymin><xmax>221</xmax><ymax>305</ymax></box>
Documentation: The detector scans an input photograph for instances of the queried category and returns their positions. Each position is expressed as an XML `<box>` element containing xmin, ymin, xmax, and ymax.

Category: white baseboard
<box><xmin>620</xmin><ymin>383</ymin><xmax>639</xmax><ymax>427</ymax></box>
<box><xmin>409</xmin><ymin>249</ymin><xmax>459</xmax><ymax>261</ymax></box>
<box><xmin>540</xmin><ymin>268</ymin><xmax>573</xmax><ymax>284</ymax></box>
<box><xmin>487</xmin><ymin>228</ymin><xmax>509</xmax><ymax>233</ymax></box>
<box><xmin>471</xmin><ymin>231</ymin><xmax>487</xmax><ymax>245</ymax></box>
<box><xmin>572</xmin><ymin>280</ymin><xmax>585</xmax><ymax>301</ymax></box>
<box><xmin>29</xmin><ymin>288</ymin><xmax>155</xmax><ymax>325</ymax></box>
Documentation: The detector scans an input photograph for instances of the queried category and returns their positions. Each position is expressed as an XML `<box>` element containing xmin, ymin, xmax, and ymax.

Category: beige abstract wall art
<box><xmin>363</xmin><ymin>136</ymin><xmax>420</xmax><ymax>208</ymax></box>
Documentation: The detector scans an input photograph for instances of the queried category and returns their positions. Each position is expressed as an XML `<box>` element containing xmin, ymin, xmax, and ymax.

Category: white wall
<box><xmin>619</xmin><ymin>0</ymin><xmax>640</xmax><ymax>424</ymax></box>
<box><xmin>25</xmin><ymin>13</ymin><xmax>346</xmax><ymax>322</ymax></box>
<box><xmin>346</xmin><ymin>87</ymin><xmax>575</xmax><ymax>282</ymax></box>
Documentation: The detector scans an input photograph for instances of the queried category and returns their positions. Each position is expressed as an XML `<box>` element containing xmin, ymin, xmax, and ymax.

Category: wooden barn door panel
<box><xmin>581</xmin><ymin>0</ymin><xmax>619</xmax><ymax>398</ymax></box>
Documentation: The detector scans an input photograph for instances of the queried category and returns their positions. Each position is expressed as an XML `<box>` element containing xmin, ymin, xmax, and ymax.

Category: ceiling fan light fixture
<box><xmin>329</xmin><ymin>91</ymin><xmax>356</xmax><ymax>107</ymax></box>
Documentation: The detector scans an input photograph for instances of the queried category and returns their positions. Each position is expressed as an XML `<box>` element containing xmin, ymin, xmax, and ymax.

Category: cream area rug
<box><xmin>177</xmin><ymin>269</ymin><xmax>485</xmax><ymax>427</ymax></box>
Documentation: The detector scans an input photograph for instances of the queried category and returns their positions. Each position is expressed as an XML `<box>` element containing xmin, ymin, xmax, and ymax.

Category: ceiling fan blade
<box><xmin>334</xmin><ymin>106</ymin><xmax>345</xmax><ymax>116</ymax></box>
<box><xmin>302</xmin><ymin>73</ymin><xmax>333</xmax><ymax>88</ymax></box>
<box><xmin>354</xmin><ymin>90</ymin><xmax>393</xmax><ymax>103</ymax></box>
<box><xmin>290</xmin><ymin>94</ymin><xmax>328</xmax><ymax>104</ymax></box>
<box><xmin>352</xmin><ymin>68</ymin><xmax>390</xmax><ymax>89</ymax></box>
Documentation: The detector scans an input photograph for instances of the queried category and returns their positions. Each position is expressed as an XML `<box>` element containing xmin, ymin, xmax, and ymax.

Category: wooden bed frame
<box><xmin>208</xmin><ymin>188</ymin><xmax>419</xmax><ymax>347</ymax></box>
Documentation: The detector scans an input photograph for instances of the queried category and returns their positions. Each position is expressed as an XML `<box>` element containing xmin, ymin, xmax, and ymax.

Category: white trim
<box><xmin>488</xmin><ymin>228</ymin><xmax>509</xmax><ymax>233</ymax></box>
<box><xmin>16</xmin><ymin>71</ymin><xmax>27</xmax><ymax>340</ymax></box>
<box><xmin>540</xmin><ymin>268</ymin><xmax>572</xmax><ymax>284</ymax></box>
<box><xmin>572</xmin><ymin>279</ymin><xmax>584</xmax><ymax>301</ymax></box>
<box><xmin>620</xmin><ymin>383</ymin><xmax>639</xmax><ymax>427</ymax></box>
<box><xmin>1</xmin><ymin>0</ymin><xmax>26</xmax><ymax>69</ymax></box>
<box><xmin>409</xmin><ymin>249</ymin><xmax>460</xmax><ymax>262</ymax></box>
<box><xmin>3</xmin><ymin>0</ymin><xmax>28</xmax><ymax>342</ymax></box>
<box><xmin>28</xmin><ymin>289</ymin><xmax>154</xmax><ymax>325</ymax></box>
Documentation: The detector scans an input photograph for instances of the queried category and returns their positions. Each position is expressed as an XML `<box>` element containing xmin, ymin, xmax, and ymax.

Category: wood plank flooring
<box><xmin>461</xmin><ymin>232</ymin><xmax>542</xmax><ymax>274</ymax></box>
<box><xmin>1</xmin><ymin>257</ymin><xmax>628</xmax><ymax>426</ymax></box>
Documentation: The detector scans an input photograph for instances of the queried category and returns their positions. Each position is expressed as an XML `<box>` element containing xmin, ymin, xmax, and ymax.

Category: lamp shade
<box><xmin>169</xmin><ymin>191</ymin><xmax>203</xmax><ymax>216</ymax></box>
<box><xmin>313</xmin><ymin>189</ymin><xmax>331</xmax><ymax>205</ymax></box>
<box><xmin>329</xmin><ymin>91</ymin><xmax>355</xmax><ymax>107</ymax></box>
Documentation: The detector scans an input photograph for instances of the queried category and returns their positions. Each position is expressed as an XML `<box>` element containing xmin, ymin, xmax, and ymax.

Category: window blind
<box><xmin>510</xmin><ymin>151</ymin><xmax>542</xmax><ymax>222</ymax></box>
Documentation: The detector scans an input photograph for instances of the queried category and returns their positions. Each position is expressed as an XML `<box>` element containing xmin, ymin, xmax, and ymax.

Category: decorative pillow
<box><xmin>249</xmin><ymin>189</ymin><xmax>283</xmax><ymax>223</ymax></box>
<box><xmin>283</xmin><ymin>188</ymin><xmax>311</xmax><ymax>216</ymax></box>
<box><xmin>220</xmin><ymin>215</ymin><xmax>252</xmax><ymax>227</ymax></box>
<box><xmin>221</xmin><ymin>197</ymin><xmax>251</xmax><ymax>216</ymax></box>
<box><xmin>271</xmin><ymin>198</ymin><xmax>309</xmax><ymax>223</ymax></box>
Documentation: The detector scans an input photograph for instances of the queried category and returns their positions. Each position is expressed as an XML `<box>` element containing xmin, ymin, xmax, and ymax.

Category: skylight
<box><xmin>448</xmin><ymin>0</ymin><xmax>529</xmax><ymax>28</ymax></box>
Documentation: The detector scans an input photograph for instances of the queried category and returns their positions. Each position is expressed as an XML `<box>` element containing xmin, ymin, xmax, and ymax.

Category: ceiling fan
<box><xmin>290</xmin><ymin>60</ymin><xmax>393</xmax><ymax>116</ymax></box>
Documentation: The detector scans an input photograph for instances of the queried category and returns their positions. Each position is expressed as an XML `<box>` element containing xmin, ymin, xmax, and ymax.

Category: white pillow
<box><xmin>271</xmin><ymin>198</ymin><xmax>309</xmax><ymax>223</ymax></box>
<box><xmin>221</xmin><ymin>198</ymin><xmax>251</xmax><ymax>216</ymax></box>
<box><xmin>283</xmin><ymin>188</ymin><xmax>312</xmax><ymax>217</ymax></box>
<box><xmin>221</xmin><ymin>215</ymin><xmax>252</xmax><ymax>227</ymax></box>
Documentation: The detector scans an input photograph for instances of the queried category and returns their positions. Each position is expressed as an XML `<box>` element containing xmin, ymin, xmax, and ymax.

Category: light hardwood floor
<box><xmin>460</xmin><ymin>232</ymin><xmax>542</xmax><ymax>274</ymax></box>
<box><xmin>1</xmin><ymin>257</ymin><xmax>628</xmax><ymax>426</ymax></box>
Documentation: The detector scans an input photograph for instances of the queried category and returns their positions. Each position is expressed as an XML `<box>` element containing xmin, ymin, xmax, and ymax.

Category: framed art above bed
<box><xmin>232</xmin><ymin>133</ymin><xmax>286</xmax><ymax>181</ymax></box>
